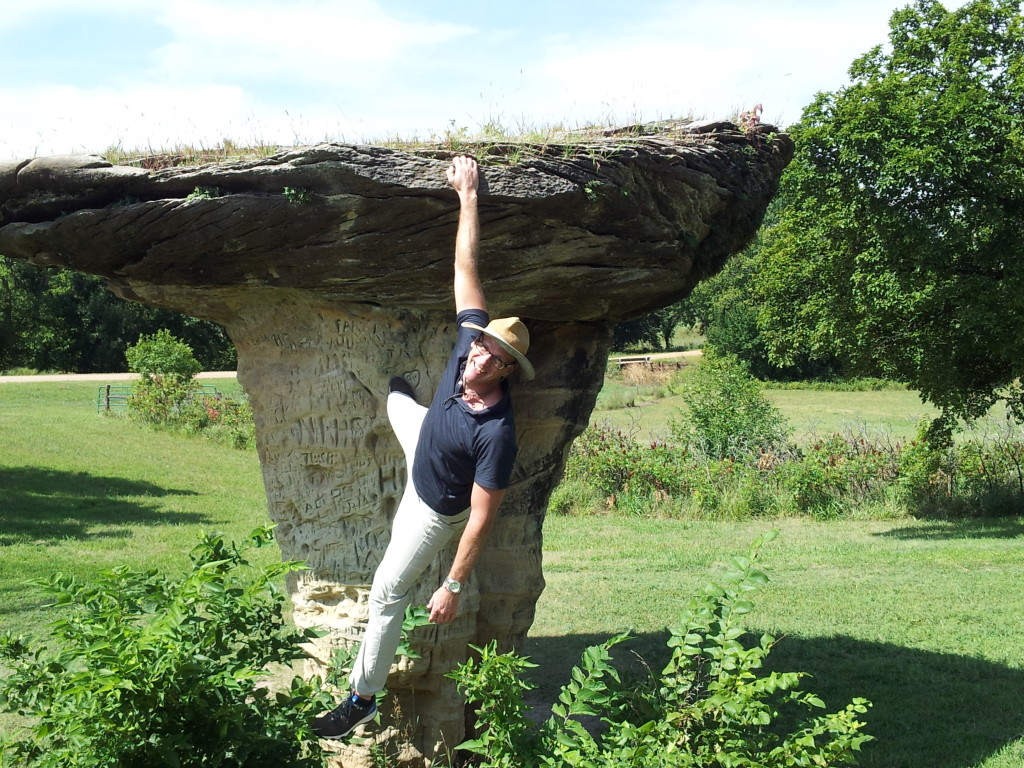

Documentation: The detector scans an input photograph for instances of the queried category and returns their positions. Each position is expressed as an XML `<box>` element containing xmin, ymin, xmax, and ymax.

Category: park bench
<box><xmin>615</xmin><ymin>355</ymin><xmax>652</xmax><ymax>367</ymax></box>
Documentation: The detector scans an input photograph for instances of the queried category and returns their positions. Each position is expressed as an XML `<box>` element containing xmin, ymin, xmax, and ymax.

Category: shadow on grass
<box><xmin>524</xmin><ymin>631</ymin><xmax>1023</xmax><ymax>768</ymax></box>
<box><xmin>877</xmin><ymin>516</ymin><xmax>1024</xmax><ymax>540</ymax></box>
<box><xmin>0</xmin><ymin>466</ymin><xmax>205</xmax><ymax>545</ymax></box>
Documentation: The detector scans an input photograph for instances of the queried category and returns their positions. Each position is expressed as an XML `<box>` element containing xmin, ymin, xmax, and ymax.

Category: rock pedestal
<box><xmin>0</xmin><ymin>121</ymin><xmax>792</xmax><ymax>766</ymax></box>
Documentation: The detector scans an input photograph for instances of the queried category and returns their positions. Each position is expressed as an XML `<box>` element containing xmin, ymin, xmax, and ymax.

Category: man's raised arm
<box><xmin>447</xmin><ymin>156</ymin><xmax>486</xmax><ymax>313</ymax></box>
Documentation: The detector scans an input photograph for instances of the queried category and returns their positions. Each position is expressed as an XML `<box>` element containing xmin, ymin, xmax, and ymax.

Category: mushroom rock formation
<box><xmin>0</xmin><ymin>120</ymin><xmax>793</xmax><ymax>766</ymax></box>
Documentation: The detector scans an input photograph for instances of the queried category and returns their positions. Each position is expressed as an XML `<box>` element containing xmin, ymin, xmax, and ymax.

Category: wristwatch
<box><xmin>443</xmin><ymin>576</ymin><xmax>463</xmax><ymax>594</ymax></box>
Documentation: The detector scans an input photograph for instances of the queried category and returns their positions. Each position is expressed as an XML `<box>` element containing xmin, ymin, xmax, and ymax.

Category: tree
<box><xmin>125</xmin><ymin>329</ymin><xmax>203</xmax><ymax>382</ymax></box>
<box><xmin>0</xmin><ymin>257</ymin><xmax>236</xmax><ymax>373</ymax></box>
<box><xmin>613</xmin><ymin>302</ymin><xmax>696</xmax><ymax>352</ymax></box>
<box><xmin>670</xmin><ymin>350</ymin><xmax>790</xmax><ymax>461</ymax></box>
<box><xmin>684</xmin><ymin>198</ymin><xmax>844</xmax><ymax>381</ymax></box>
<box><xmin>612</xmin><ymin>313</ymin><xmax>660</xmax><ymax>352</ymax></box>
<box><xmin>755</xmin><ymin>0</ymin><xmax>1024</xmax><ymax>428</ymax></box>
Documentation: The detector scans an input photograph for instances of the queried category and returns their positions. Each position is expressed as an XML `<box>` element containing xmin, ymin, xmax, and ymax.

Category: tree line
<box><xmin>0</xmin><ymin>256</ymin><xmax>235</xmax><ymax>373</ymax></box>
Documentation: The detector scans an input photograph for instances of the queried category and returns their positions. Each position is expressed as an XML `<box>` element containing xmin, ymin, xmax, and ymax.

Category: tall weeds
<box><xmin>557</xmin><ymin>419</ymin><xmax>1024</xmax><ymax>520</ymax></box>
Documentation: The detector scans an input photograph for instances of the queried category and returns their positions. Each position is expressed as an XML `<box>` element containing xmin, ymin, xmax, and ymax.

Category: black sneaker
<box><xmin>388</xmin><ymin>376</ymin><xmax>416</xmax><ymax>399</ymax></box>
<box><xmin>311</xmin><ymin>694</ymin><xmax>377</xmax><ymax>740</ymax></box>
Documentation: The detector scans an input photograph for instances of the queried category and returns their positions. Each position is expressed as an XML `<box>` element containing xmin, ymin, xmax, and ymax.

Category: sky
<box><xmin>0</xmin><ymin>0</ymin><xmax>955</xmax><ymax>161</ymax></box>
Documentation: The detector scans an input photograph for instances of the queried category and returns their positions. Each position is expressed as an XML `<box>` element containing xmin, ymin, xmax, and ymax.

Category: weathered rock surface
<box><xmin>0</xmin><ymin>121</ymin><xmax>792</xmax><ymax>766</ymax></box>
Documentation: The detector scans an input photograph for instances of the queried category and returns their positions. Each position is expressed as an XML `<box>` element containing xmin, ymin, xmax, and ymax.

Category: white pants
<box><xmin>349</xmin><ymin>391</ymin><xmax>469</xmax><ymax>696</ymax></box>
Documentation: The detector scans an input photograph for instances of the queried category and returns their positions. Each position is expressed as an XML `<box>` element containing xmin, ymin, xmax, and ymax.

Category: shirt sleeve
<box><xmin>473</xmin><ymin>420</ymin><xmax>518</xmax><ymax>490</ymax></box>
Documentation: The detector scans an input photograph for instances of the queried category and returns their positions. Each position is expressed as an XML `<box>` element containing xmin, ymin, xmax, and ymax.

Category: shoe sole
<box><xmin>318</xmin><ymin>708</ymin><xmax>377</xmax><ymax>740</ymax></box>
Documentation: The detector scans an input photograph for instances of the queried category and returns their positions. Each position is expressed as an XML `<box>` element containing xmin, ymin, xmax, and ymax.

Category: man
<box><xmin>312</xmin><ymin>155</ymin><xmax>534</xmax><ymax>740</ymax></box>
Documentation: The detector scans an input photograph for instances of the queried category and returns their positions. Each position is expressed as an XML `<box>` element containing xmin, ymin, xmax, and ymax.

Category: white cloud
<box><xmin>0</xmin><ymin>0</ymin><xmax>985</xmax><ymax>159</ymax></box>
<box><xmin>511</xmin><ymin>0</ymin><xmax>902</xmax><ymax>129</ymax></box>
<box><xmin>150</xmin><ymin>0</ymin><xmax>474</xmax><ymax>84</ymax></box>
<box><xmin>0</xmin><ymin>0</ymin><xmax>141</xmax><ymax>30</ymax></box>
<box><xmin>0</xmin><ymin>0</ymin><xmax>484</xmax><ymax>157</ymax></box>
<box><xmin>0</xmin><ymin>83</ymin><xmax>259</xmax><ymax>158</ymax></box>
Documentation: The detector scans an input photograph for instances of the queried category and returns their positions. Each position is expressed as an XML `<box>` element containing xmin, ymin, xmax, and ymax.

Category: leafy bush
<box><xmin>126</xmin><ymin>385</ymin><xmax>255</xmax><ymax>449</ymax></box>
<box><xmin>777</xmin><ymin>432</ymin><xmax>901</xmax><ymax>517</ymax></box>
<box><xmin>560</xmin><ymin>423</ymin><xmax>789</xmax><ymax>519</ymax></box>
<box><xmin>126</xmin><ymin>374</ymin><xmax>199</xmax><ymax>426</ymax></box>
<box><xmin>121</xmin><ymin>330</ymin><xmax>255</xmax><ymax>449</ymax></box>
<box><xmin>560</xmin><ymin>405</ymin><xmax>1024</xmax><ymax>520</ymax></box>
<box><xmin>671</xmin><ymin>350</ymin><xmax>790</xmax><ymax>461</ymax></box>
<box><xmin>770</xmin><ymin>378</ymin><xmax>905</xmax><ymax>392</ymax></box>
<box><xmin>0</xmin><ymin>527</ymin><xmax>331</xmax><ymax>768</ymax></box>
<box><xmin>177</xmin><ymin>392</ymin><xmax>257</xmax><ymax>450</ymax></box>
<box><xmin>451</xmin><ymin>532</ymin><xmax>873</xmax><ymax>767</ymax></box>
<box><xmin>563</xmin><ymin>425</ymin><xmax>682</xmax><ymax>499</ymax></box>
<box><xmin>560</xmin><ymin>424</ymin><xmax>697</xmax><ymax>516</ymax></box>
<box><xmin>898</xmin><ymin>421</ymin><xmax>1024</xmax><ymax>516</ymax></box>
<box><xmin>547</xmin><ymin>479</ymin><xmax>605</xmax><ymax>516</ymax></box>
<box><xmin>125</xmin><ymin>330</ymin><xmax>203</xmax><ymax>427</ymax></box>
<box><xmin>125</xmin><ymin>328</ymin><xmax>203</xmax><ymax>382</ymax></box>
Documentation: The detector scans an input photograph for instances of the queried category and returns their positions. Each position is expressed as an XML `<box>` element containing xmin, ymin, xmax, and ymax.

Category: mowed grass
<box><xmin>596</xmin><ymin>358</ymin><xmax>944</xmax><ymax>442</ymax></box>
<box><xmin>0</xmin><ymin>378</ymin><xmax>268</xmax><ymax>623</ymax></box>
<box><xmin>1</xmin><ymin>380</ymin><xmax>1023</xmax><ymax>767</ymax></box>
<box><xmin>529</xmin><ymin>516</ymin><xmax>1024</xmax><ymax>768</ymax></box>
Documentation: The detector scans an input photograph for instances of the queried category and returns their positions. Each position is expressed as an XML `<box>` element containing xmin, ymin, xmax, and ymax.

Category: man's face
<box><xmin>465</xmin><ymin>335</ymin><xmax>516</xmax><ymax>387</ymax></box>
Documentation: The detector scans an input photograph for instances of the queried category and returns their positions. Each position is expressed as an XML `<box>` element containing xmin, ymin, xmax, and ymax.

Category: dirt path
<box><xmin>0</xmin><ymin>352</ymin><xmax>700</xmax><ymax>383</ymax></box>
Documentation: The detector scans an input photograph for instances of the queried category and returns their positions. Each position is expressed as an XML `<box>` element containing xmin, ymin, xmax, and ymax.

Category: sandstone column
<box><xmin>220</xmin><ymin>291</ymin><xmax>609</xmax><ymax>764</ymax></box>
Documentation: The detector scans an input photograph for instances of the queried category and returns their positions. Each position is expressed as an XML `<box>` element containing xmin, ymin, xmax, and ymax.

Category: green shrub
<box><xmin>715</xmin><ymin>463</ymin><xmax>781</xmax><ymax>519</ymax></box>
<box><xmin>563</xmin><ymin>425</ymin><xmax>688</xmax><ymax>500</ymax></box>
<box><xmin>547</xmin><ymin>479</ymin><xmax>605</xmax><ymax>516</ymax></box>
<box><xmin>450</xmin><ymin>532</ymin><xmax>873</xmax><ymax>767</ymax></box>
<box><xmin>771</xmin><ymin>433</ymin><xmax>898</xmax><ymax>516</ymax></box>
<box><xmin>125</xmin><ymin>329</ymin><xmax>202</xmax><ymax>382</ymax></box>
<box><xmin>0</xmin><ymin>527</ymin><xmax>330</xmax><ymax>768</ymax></box>
<box><xmin>125</xmin><ymin>330</ymin><xmax>203</xmax><ymax>427</ymax></box>
<box><xmin>0</xmin><ymin>367</ymin><xmax>56</xmax><ymax>376</ymax></box>
<box><xmin>671</xmin><ymin>350</ymin><xmax>790</xmax><ymax>461</ymax></box>
<box><xmin>126</xmin><ymin>375</ymin><xmax>199</xmax><ymax>426</ymax></box>
<box><xmin>769</xmin><ymin>378</ymin><xmax>905</xmax><ymax>392</ymax></box>
<box><xmin>177</xmin><ymin>392</ymin><xmax>257</xmax><ymax>450</ymax></box>
<box><xmin>898</xmin><ymin>424</ymin><xmax>1024</xmax><ymax>516</ymax></box>
<box><xmin>562</xmin><ymin>388</ymin><xmax>1024</xmax><ymax>520</ymax></box>
<box><xmin>126</xmin><ymin>386</ymin><xmax>255</xmax><ymax>449</ymax></box>
<box><xmin>121</xmin><ymin>330</ymin><xmax>255</xmax><ymax>449</ymax></box>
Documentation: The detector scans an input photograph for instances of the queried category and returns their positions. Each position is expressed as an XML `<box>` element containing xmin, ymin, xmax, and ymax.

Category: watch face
<box><xmin>445</xmin><ymin>578</ymin><xmax>462</xmax><ymax>593</ymax></box>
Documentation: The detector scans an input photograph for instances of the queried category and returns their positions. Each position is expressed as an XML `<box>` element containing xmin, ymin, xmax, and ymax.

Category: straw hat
<box><xmin>461</xmin><ymin>316</ymin><xmax>534</xmax><ymax>380</ymax></box>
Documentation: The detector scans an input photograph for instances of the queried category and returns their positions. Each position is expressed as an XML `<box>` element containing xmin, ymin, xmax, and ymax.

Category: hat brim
<box><xmin>462</xmin><ymin>322</ymin><xmax>535</xmax><ymax>380</ymax></box>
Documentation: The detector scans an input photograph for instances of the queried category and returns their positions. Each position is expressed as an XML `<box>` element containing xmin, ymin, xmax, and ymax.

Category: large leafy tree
<box><xmin>687</xmin><ymin>197</ymin><xmax>844</xmax><ymax>381</ymax></box>
<box><xmin>755</xmin><ymin>0</ymin><xmax>1024</xmax><ymax>427</ymax></box>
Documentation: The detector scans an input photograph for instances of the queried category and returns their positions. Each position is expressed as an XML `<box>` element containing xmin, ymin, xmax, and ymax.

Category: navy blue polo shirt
<box><xmin>412</xmin><ymin>308</ymin><xmax>518</xmax><ymax>515</ymax></box>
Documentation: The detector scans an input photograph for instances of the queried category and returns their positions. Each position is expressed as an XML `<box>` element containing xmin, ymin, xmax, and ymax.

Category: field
<box><xmin>594</xmin><ymin>355</ymin><xmax>1016</xmax><ymax>443</ymax></box>
<box><xmin>529</xmin><ymin>515</ymin><xmax>1023</xmax><ymax>768</ymax></box>
<box><xmin>0</xmin><ymin>379</ymin><xmax>269</xmax><ymax>613</ymax></box>
<box><xmin>1</xmin><ymin>378</ymin><xmax>1022</xmax><ymax>767</ymax></box>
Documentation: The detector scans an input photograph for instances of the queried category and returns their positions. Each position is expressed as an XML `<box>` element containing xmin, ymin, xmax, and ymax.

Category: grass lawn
<box><xmin>595</xmin><ymin>383</ymin><xmax>941</xmax><ymax>442</ymax></box>
<box><xmin>1</xmin><ymin>380</ymin><xmax>1022</xmax><ymax>767</ymax></box>
<box><xmin>594</xmin><ymin>357</ymin><xmax>971</xmax><ymax>443</ymax></box>
<box><xmin>528</xmin><ymin>516</ymin><xmax>1024</xmax><ymax>768</ymax></box>
<box><xmin>0</xmin><ymin>378</ymin><xmax>268</xmax><ymax>622</ymax></box>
